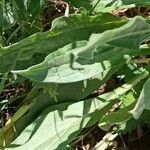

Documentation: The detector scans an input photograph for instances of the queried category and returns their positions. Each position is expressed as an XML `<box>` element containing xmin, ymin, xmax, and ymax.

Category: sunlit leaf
<box><xmin>130</xmin><ymin>77</ymin><xmax>150</xmax><ymax>119</ymax></box>
<box><xmin>12</xmin><ymin>16</ymin><xmax>150</xmax><ymax>83</ymax></box>
<box><xmin>0</xmin><ymin>13</ymin><xmax>126</xmax><ymax>73</ymax></box>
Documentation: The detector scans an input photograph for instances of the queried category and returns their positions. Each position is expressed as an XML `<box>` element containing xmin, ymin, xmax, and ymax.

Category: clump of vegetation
<box><xmin>0</xmin><ymin>0</ymin><xmax>150</xmax><ymax>149</ymax></box>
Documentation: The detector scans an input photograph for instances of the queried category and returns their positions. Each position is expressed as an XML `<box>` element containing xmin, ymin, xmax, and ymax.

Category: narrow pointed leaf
<box><xmin>92</xmin><ymin>0</ymin><xmax>150</xmax><ymax>12</ymax></box>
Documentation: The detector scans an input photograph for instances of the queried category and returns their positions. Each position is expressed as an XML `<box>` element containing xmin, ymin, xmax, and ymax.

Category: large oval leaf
<box><xmin>12</xmin><ymin>16</ymin><xmax>150</xmax><ymax>83</ymax></box>
<box><xmin>3</xmin><ymin>70</ymin><xmax>148</xmax><ymax>149</ymax></box>
<box><xmin>0</xmin><ymin>13</ymin><xmax>126</xmax><ymax>73</ymax></box>
<box><xmin>66</xmin><ymin>0</ymin><xmax>150</xmax><ymax>12</ymax></box>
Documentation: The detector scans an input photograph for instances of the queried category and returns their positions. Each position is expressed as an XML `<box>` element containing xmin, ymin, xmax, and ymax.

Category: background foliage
<box><xmin>0</xmin><ymin>0</ymin><xmax>150</xmax><ymax>149</ymax></box>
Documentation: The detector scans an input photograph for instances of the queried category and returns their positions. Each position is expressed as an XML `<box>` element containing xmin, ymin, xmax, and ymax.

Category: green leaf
<box><xmin>66</xmin><ymin>0</ymin><xmax>150</xmax><ymax>12</ymax></box>
<box><xmin>4</xmin><ymin>79</ymin><xmax>134</xmax><ymax>149</ymax></box>
<box><xmin>99</xmin><ymin>71</ymin><xmax>149</xmax><ymax>130</ymax></box>
<box><xmin>99</xmin><ymin>102</ymin><xmax>135</xmax><ymax>131</ymax></box>
<box><xmin>0</xmin><ymin>13</ymin><xmax>126</xmax><ymax>73</ymax></box>
<box><xmin>130</xmin><ymin>77</ymin><xmax>150</xmax><ymax>119</ymax></box>
<box><xmin>1</xmin><ymin>69</ymin><xmax>148</xmax><ymax>148</ymax></box>
<box><xmin>4</xmin><ymin>98</ymin><xmax>119</xmax><ymax>149</ymax></box>
<box><xmin>12</xmin><ymin>16</ymin><xmax>150</xmax><ymax>83</ymax></box>
<box><xmin>91</xmin><ymin>0</ymin><xmax>150</xmax><ymax>12</ymax></box>
<box><xmin>65</xmin><ymin>0</ymin><xmax>92</xmax><ymax>10</ymax></box>
<box><xmin>27</xmin><ymin>0</ymin><xmax>45</xmax><ymax>19</ymax></box>
<box><xmin>12</xmin><ymin>46</ymin><xmax>127</xmax><ymax>83</ymax></box>
<box><xmin>12</xmin><ymin>0</ymin><xmax>28</xmax><ymax>22</ymax></box>
<box><xmin>11</xmin><ymin>0</ymin><xmax>44</xmax><ymax>22</ymax></box>
<box><xmin>0</xmin><ymin>1</ymin><xmax>14</xmax><ymax>31</ymax></box>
